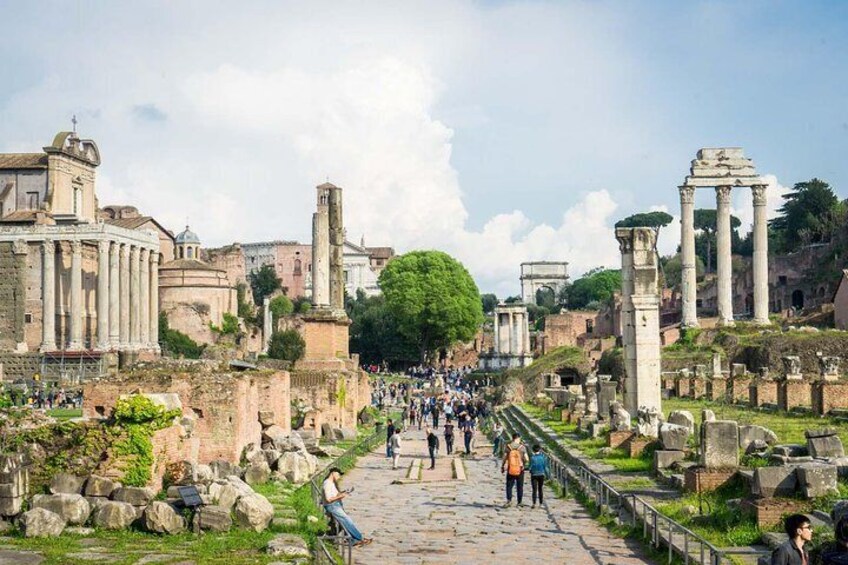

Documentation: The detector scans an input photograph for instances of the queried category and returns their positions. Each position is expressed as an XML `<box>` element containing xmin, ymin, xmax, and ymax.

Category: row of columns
<box><xmin>493</xmin><ymin>307</ymin><xmax>531</xmax><ymax>356</ymax></box>
<box><xmin>679</xmin><ymin>184</ymin><xmax>769</xmax><ymax>328</ymax></box>
<box><xmin>41</xmin><ymin>239</ymin><xmax>159</xmax><ymax>352</ymax></box>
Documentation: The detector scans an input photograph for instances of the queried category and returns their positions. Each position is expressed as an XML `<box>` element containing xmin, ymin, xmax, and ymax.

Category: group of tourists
<box><xmin>4</xmin><ymin>381</ymin><xmax>82</xmax><ymax>410</ymax></box>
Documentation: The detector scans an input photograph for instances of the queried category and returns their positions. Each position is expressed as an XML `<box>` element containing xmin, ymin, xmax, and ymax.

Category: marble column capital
<box><xmin>716</xmin><ymin>185</ymin><xmax>733</xmax><ymax>204</ymax></box>
<box><xmin>616</xmin><ymin>233</ymin><xmax>633</xmax><ymax>255</ymax></box>
<box><xmin>130</xmin><ymin>245</ymin><xmax>140</xmax><ymax>260</ymax></box>
<box><xmin>678</xmin><ymin>185</ymin><xmax>696</xmax><ymax>205</ymax></box>
<box><xmin>71</xmin><ymin>240</ymin><xmax>82</xmax><ymax>254</ymax></box>
<box><xmin>97</xmin><ymin>239</ymin><xmax>110</xmax><ymax>254</ymax></box>
<box><xmin>42</xmin><ymin>239</ymin><xmax>55</xmax><ymax>254</ymax></box>
<box><xmin>751</xmin><ymin>184</ymin><xmax>768</xmax><ymax>206</ymax></box>
<box><xmin>140</xmin><ymin>248</ymin><xmax>150</xmax><ymax>262</ymax></box>
<box><xmin>120</xmin><ymin>243</ymin><xmax>130</xmax><ymax>259</ymax></box>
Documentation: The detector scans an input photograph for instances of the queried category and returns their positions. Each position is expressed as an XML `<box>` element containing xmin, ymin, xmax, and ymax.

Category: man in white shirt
<box><xmin>322</xmin><ymin>467</ymin><xmax>372</xmax><ymax>547</ymax></box>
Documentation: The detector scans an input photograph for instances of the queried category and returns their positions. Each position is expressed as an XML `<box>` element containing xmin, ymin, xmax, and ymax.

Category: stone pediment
<box><xmin>682</xmin><ymin>147</ymin><xmax>764</xmax><ymax>187</ymax></box>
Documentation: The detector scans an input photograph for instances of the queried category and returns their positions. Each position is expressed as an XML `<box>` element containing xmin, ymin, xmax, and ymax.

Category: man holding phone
<box><xmin>322</xmin><ymin>467</ymin><xmax>372</xmax><ymax>547</ymax></box>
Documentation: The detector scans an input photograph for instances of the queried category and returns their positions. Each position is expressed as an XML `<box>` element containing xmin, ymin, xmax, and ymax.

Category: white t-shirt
<box><xmin>323</xmin><ymin>477</ymin><xmax>340</xmax><ymax>503</ymax></box>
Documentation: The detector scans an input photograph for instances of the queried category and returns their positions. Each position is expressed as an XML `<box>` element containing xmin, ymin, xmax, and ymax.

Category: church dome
<box><xmin>175</xmin><ymin>225</ymin><xmax>200</xmax><ymax>245</ymax></box>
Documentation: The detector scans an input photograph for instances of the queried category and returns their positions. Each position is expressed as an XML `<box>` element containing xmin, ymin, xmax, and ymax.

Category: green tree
<box><xmin>379</xmin><ymin>250</ymin><xmax>484</xmax><ymax>363</ymax></box>
<box><xmin>269</xmin><ymin>295</ymin><xmax>294</xmax><ymax>321</ymax></box>
<box><xmin>293</xmin><ymin>296</ymin><xmax>312</xmax><ymax>314</ymax></box>
<box><xmin>565</xmin><ymin>268</ymin><xmax>621</xmax><ymax>309</ymax></box>
<box><xmin>770</xmin><ymin>178</ymin><xmax>841</xmax><ymax>251</ymax></box>
<box><xmin>348</xmin><ymin>293</ymin><xmax>419</xmax><ymax>367</ymax></box>
<box><xmin>480</xmin><ymin>293</ymin><xmax>498</xmax><ymax>315</ymax></box>
<box><xmin>158</xmin><ymin>312</ymin><xmax>204</xmax><ymax>359</ymax></box>
<box><xmin>661</xmin><ymin>253</ymin><xmax>704</xmax><ymax>288</ymax></box>
<box><xmin>615</xmin><ymin>211</ymin><xmax>673</xmax><ymax>239</ymax></box>
<box><xmin>248</xmin><ymin>265</ymin><xmax>283</xmax><ymax>306</ymax></box>
<box><xmin>209</xmin><ymin>312</ymin><xmax>240</xmax><ymax>335</ymax></box>
<box><xmin>693</xmin><ymin>209</ymin><xmax>742</xmax><ymax>273</ymax></box>
<box><xmin>267</xmin><ymin>329</ymin><xmax>306</xmax><ymax>362</ymax></box>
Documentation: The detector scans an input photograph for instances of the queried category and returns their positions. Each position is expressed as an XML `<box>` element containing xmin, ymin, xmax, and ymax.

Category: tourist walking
<box><xmin>492</xmin><ymin>421</ymin><xmax>504</xmax><ymax>457</ymax></box>
<box><xmin>462</xmin><ymin>415</ymin><xmax>474</xmax><ymax>455</ymax></box>
<box><xmin>770</xmin><ymin>513</ymin><xmax>811</xmax><ymax>565</ymax></box>
<box><xmin>426</xmin><ymin>427</ymin><xmax>440</xmax><ymax>470</ymax></box>
<box><xmin>432</xmin><ymin>403</ymin><xmax>440</xmax><ymax>427</ymax></box>
<box><xmin>529</xmin><ymin>444</ymin><xmax>549</xmax><ymax>508</ymax></box>
<box><xmin>385</xmin><ymin>419</ymin><xmax>395</xmax><ymax>459</ymax></box>
<box><xmin>501</xmin><ymin>433</ymin><xmax>528</xmax><ymax>507</ymax></box>
<box><xmin>417</xmin><ymin>405</ymin><xmax>424</xmax><ymax>430</ymax></box>
<box><xmin>322</xmin><ymin>467</ymin><xmax>373</xmax><ymax>547</ymax></box>
<box><xmin>443</xmin><ymin>418</ymin><xmax>455</xmax><ymax>455</ymax></box>
<box><xmin>390</xmin><ymin>428</ymin><xmax>402</xmax><ymax>470</ymax></box>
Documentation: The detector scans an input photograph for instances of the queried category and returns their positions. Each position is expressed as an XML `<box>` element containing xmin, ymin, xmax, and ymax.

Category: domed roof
<box><xmin>175</xmin><ymin>225</ymin><xmax>200</xmax><ymax>245</ymax></box>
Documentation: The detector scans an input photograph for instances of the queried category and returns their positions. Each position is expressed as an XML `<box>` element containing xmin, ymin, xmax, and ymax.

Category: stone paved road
<box><xmin>342</xmin><ymin>429</ymin><xmax>655</xmax><ymax>565</ymax></box>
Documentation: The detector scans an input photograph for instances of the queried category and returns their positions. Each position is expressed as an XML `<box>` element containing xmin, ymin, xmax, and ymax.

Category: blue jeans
<box><xmin>324</xmin><ymin>502</ymin><xmax>363</xmax><ymax>542</ymax></box>
<box><xmin>493</xmin><ymin>437</ymin><xmax>501</xmax><ymax>456</ymax></box>
<box><xmin>386</xmin><ymin>443</ymin><xmax>392</xmax><ymax>458</ymax></box>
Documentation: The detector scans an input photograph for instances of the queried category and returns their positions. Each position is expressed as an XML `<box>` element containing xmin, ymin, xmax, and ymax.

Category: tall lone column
<box><xmin>97</xmin><ymin>240</ymin><xmax>110</xmax><ymax>349</ymax></box>
<box><xmin>327</xmin><ymin>184</ymin><xmax>345</xmax><ymax>312</ymax></box>
<box><xmin>752</xmin><ymin>185</ymin><xmax>771</xmax><ymax>325</ymax></box>
<box><xmin>616</xmin><ymin>230</ymin><xmax>636</xmax><ymax>415</ymax></box>
<box><xmin>716</xmin><ymin>186</ymin><xmax>734</xmax><ymax>326</ymax></box>
<box><xmin>119</xmin><ymin>244</ymin><xmax>130</xmax><ymax>350</ymax></box>
<box><xmin>41</xmin><ymin>240</ymin><xmax>56</xmax><ymax>352</ymax></box>
<box><xmin>109</xmin><ymin>242</ymin><xmax>120</xmax><ymax>348</ymax></box>
<box><xmin>311</xmin><ymin>185</ymin><xmax>330</xmax><ymax>308</ymax></box>
<box><xmin>68</xmin><ymin>240</ymin><xmax>83</xmax><ymax>350</ymax></box>
<box><xmin>130</xmin><ymin>246</ymin><xmax>141</xmax><ymax>349</ymax></box>
<box><xmin>139</xmin><ymin>248</ymin><xmax>150</xmax><ymax>348</ymax></box>
<box><xmin>149</xmin><ymin>252</ymin><xmax>159</xmax><ymax>351</ymax></box>
<box><xmin>679</xmin><ymin>185</ymin><xmax>699</xmax><ymax>328</ymax></box>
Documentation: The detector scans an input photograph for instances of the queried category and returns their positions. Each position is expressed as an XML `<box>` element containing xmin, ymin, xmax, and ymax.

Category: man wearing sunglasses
<box><xmin>771</xmin><ymin>513</ymin><xmax>812</xmax><ymax>565</ymax></box>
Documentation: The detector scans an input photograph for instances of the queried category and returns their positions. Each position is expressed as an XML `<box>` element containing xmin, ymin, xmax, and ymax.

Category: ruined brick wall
<box><xmin>290</xmin><ymin>369</ymin><xmax>371</xmax><ymax>432</ymax></box>
<box><xmin>0</xmin><ymin>243</ymin><xmax>27</xmax><ymax>350</ymax></box>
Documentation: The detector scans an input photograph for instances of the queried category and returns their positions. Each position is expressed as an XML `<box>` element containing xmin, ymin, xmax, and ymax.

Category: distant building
<box><xmin>520</xmin><ymin>261</ymin><xmax>569</xmax><ymax>305</ymax></box>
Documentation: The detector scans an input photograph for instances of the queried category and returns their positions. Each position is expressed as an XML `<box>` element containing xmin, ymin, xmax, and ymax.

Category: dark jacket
<box><xmin>427</xmin><ymin>433</ymin><xmax>440</xmax><ymax>450</ymax></box>
<box><xmin>386</xmin><ymin>424</ymin><xmax>395</xmax><ymax>442</ymax></box>
<box><xmin>771</xmin><ymin>539</ymin><xmax>808</xmax><ymax>565</ymax></box>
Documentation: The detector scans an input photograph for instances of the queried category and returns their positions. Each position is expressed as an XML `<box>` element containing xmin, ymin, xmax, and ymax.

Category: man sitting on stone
<box><xmin>322</xmin><ymin>467</ymin><xmax>372</xmax><ymax>547</ymax></box>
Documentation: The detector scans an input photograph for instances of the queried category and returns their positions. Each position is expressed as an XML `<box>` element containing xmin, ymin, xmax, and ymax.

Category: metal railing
<box><xmin>497</xmin><ymin>405</ymin><xmax>769</xmax><ymax>565</ymax></box>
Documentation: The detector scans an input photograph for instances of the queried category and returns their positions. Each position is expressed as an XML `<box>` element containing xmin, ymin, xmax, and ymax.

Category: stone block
<box><xmin>668</xmin><ymin>410</ymin><xmax>695</xmax><ymax>434</ymax></box>
<box><xmin>234</xmin><ymin>493</ymin><xmax>274</xmax><ymax>532</ymax></box>
<box><xmin>111</xmin><ymin>487</ymin><xmax>155</xmax><ymax>506</ymax></box>
<box><xmin>659</xmin><ymin>423</ymin><xmax>689</xmax><ymax>451</ymax></box>
<box><xmin>92</xmin><ymin>501</ymin><xmax>137</xmax><ymax>530</ymax></box>
<box><xmin>796</xmin><ymin>464</ymin><xmax>839</xmax><ymax>499</ymax></box>
<box><xmin>701</xmin><ymin>420</ymin><xmax>739</xmax><ymax>469</ymax></box>
<box><xmin>143</xmin><ymin>501</ymin><xmax>186</xmax><ymax>534</ymax></box>
<box><xmin>209</xmin><ymin>460</ymin><xmax>241</xmax><ymax>480</ymax></box>
<box><xmin>84</xmin><ymin>475</ymin><xmax>120</xmax><ymax>498</ymax></box>
<box><xmin>18</xmin><ymin>508</ymin><xmax>65</xmax><ymax>538</ymax></box>
<box><xmin>193</xmin><ymin>505</ymin><xmax>232</xmax><ymax>532</ymax></box>
<box><xmin>739</xmin><ymin>425</ymin><xmax>779</xmax><ymax>452</ymax></box>
<box><xmin>244</xmin><ymin>461</ymin><xmax>272</xmax><ymax>486</ymax></box>
<box><xmin>49</xmin><ymin>473</ymin><xmax>86</xmax><ymax>495</ymax></box>
<box><xmin>773</xmin><ymin>444</ymin><xmax>808</xmax><ymax>457</ymax></box>
<box><xmin>750</xmin><ymin>381</ymin><xmax>777</xmax><ymax>407</ymax></box>
<box><xmin>653</xmin><ymin>450</ymin><xmax>686</xmax><ymax>472</ymax></box>
<box><xmin>266</xmin><ymin>533</ymin><xmax>310</xmax><ymax>558</ymax></box>
<box><xmin>752</xmin><ymin>466</ymin><xmax>797</xmax><ymax>498</ymax></box>
<box><xmin>778</xmin><ymin>381</ymin><xmax>811</xmax><ymax>412</ymax></box>
<box><xmin>608</xmin><ymin>430</ymin><xmax>635</xmax><ymax>449</ymax></box>
<box><xmin>0</xmin><ymin>496</ymin><xmax>22</xmax><ymax>516</ymax></box>
<box><xmin>806</xmin><ymin>430</ymin><xmax>845</xmax><ymax>458</ymax></box>
<box><xmin>258</xmin><ymin>410</ymin><xmax>276</xmax><ymax>428</ymax></box>
<box><xmin>31</xmin><ymin>494</ymin><xmax>91</xmax><ymax>526</ymax></box>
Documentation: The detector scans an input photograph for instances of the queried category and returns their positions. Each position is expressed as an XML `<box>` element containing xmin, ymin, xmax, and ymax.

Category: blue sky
<box><xmin>1</xmin><ymin>1</ymin><xmax>846</xmax><ymax>296</ymax></box>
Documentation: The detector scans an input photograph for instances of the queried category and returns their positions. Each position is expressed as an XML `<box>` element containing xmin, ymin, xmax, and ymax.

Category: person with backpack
<box><xmin>426</xmin><ymin>427</ymin><xmax>440</xmax><ymax>470</ymax></box>
<box><xmin>501</xmin><ymin>433</ymin><xmax>528</xmax><ymax>507</ymax></box>
<box><xmin>528</xmin><ymin>444</ymin><xmax>549</xmax><ymax>509</ymax></box>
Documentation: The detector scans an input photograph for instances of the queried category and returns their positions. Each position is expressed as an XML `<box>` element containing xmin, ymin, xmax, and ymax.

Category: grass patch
<box><xmin>46</xmin><ymin>408</ymin><xmax>82</xmax><ymax>420</ymax></box>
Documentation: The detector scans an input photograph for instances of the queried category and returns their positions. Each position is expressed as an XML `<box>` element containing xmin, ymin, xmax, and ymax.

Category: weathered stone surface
<box><xmin>84</xmin><ymin>475</ymin><xmax>120</xmax><ymax>497</ymax></box>
<box><xmin>234</xmin><ymin>494</ymin><xmax>274</xmax><ymax>532</ymax></box>
<box><xmin>193</xmin><ymin>505</ymin><xmax>232</xmax><ymax>532</ymax></box>
<box><xmin>142</xmin><ymin>392</ymin><xmax>182</xmax><ymax>412</ymax></box>
<box><xmin>0</xmin><ymin>549</ymin><xmax>45</xmax><ymax>565</ymax></box>
<box><xmin>143</xmin><ymin>501</ymin><xmax>186</xmax><ymax>534</ymax></box>
<box><xmin>31</xmin><ymin>493</ymin><xmax>91</xmax><ymax>526</ymax></box>
<box><xmin>752</xmin><ymin>466</ymin><xmax>797</xmax><ymax>498</ymax></box>
<box><xmin>258</xmin><ymin>410</ymin><xmax>276</xmax><ymax>428</ymax></box>
<box><xmin>264</xmin><ymin>449</ymin><xmax>282</xmax><ymax>468</ymax></box>
<box><xmin>701</xmin><ymin>420</ymin><xmax>739</xmax><ymax>469</ymax></box>
<box><xmin>746</xmin><ymin>439</ymin><xmax>770</xmax><ymax>455</ymax></box>
<box><xmin>796</xmin><ymin>464</ymin><xmax>839</xmax><ymax>499</ymax></box>
<box><xmin>653</xmin><ymin>450</ymin><xmax>686</xmax><ymax>471</ymax></box>
<box><xmin>277</xmin><ymin>452</ymin><xmax>312</xmax><ymax>484</ymax></box>
<box><xmin>216</xmin><ymin>484</ymin><xmax>241</xmax><ymax>511</ymax></box>
<box><xmin>196</xmin><ymin>464</ymin><xmax>213</xmax><ymax>483</ymax></box>
<box><xmin>266</xmin><ymin>534</ymin><xmax>310</xmax><ymax>558</ymax></box>
<box><xmin>18</xmin><ymin>508</ymin><xmax>65</xmax><ymax>538</ymax></box>
<box><xmin>832</xmin><ymin>500</ymin><xmax>848</xmax><ymax>524</ymax></box>
<box><xmin>242</xmin><ymin>443</ymin><xmax>265</xmax><ymax>466</ymax></box>
<box><xmin>610</xmin><ymin>402</ymin><xmax>631</xmax><ymax>432</ymax></box>
<box><xmin>668</xmin><ymin>410</ymin><xmax>695</xmax><ymax>434</ymax></box>
<box><xmin>209</xmin><ymin>460</ymin><xmax>241</xmax><ymax>480</ymax></box>
<box><xmin>770</xmin><ymin>455</ymin><xmax>814</xmax><ymax>466</ymax></box>
<box><xmin>739</xmin><ymin>425</ymin><xmax>779</xmax><ymax>452</ymax></box>
<box><xmin>112</xmin><ymin>487</ymin><xmax>155</xmax><ymax>506</ymax></box>
<box><xmin>701</xmin><ymin>409</ymin><xmax>716</xmax><ymax>423</ymax></box>
<box><xmin>773</xmin><ymin>444</ymin><xmax>808</xmax><ymax>457</ymax></box>
<box><xmin>92</xmin><ymin>501</ymin><xmax>137</xmax><ymax>530</ymax></box>
<box><xmin>320</xmin><ymin>423</ymin><xmax>333</xmax><ymax>439</ymax></box>
<box><xmin>225</xmin><ymin>475</ymin><xmax>254</xmax><ymax>494</ymax></box>
<box><xmin>339</xmin><ymin>427</ymin><xmax>357</xmax><ymax>441</ymax></box>
<box><xmin>659</xmin><ymin>423</ymin><xmax>689</xmax><ymax>451</ymax></box>
<box><xmin>806</xmin><ymin>428</ymin><xmax>838</xmax><ymax>439</ymax></box>
<box><xmin>807</xmin><ymin>431</ymin><xmax>845</xmax><ymax>459</ymax></box>
<box><xmin>49</xmin><ymin>473</ymin><xmax>86</xmax><ymax>495</ymax></box>
<box><xmin>636</xmin><ymin>406</ymin><xmax>662</xmax><ymax>438</ymax></box>
<box><xmin>262</xmin><ymin>425</ymin><xmax>290</xmax><ymax>445</ymax></box>
<box><xmin>244</xmin><ymin>461</ymin><xmax>271</xmax><ymax>486</ymax></box>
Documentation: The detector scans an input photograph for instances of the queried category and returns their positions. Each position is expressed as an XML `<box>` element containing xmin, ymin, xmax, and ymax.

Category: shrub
<box><xmin>159</xmin><ymin>312</ymin><xmax>204</xmax><ymax>359</ymax></box>
<box><xmin>209</xmin><ymin>313</ymin><xmax>240</xmax><ymax>335</ymax></box>
<box><xmin>268</xmin><ymin>330</ymin><xmax>306</xmax><ymax>362</ymax></box>
<box><xmin>269</xmin><ymin>295</ymin><xmax>294</xmax><ymax>320</ymax></box>
<box><xmin>112</xmin><ymin>396</ymin><xmax>181</xmax><ymax>486</ymax></box>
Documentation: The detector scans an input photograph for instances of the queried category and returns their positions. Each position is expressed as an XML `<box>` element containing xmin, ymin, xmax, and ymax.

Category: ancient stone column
<box><xmin>716</xmin><ymin>185</ymin><xmax>734</xmax><ymax>326</ymax></box>
<box><xmin>139</xmin><ymin>248</ymin><xmax>150</xmax><ymax>348</ymax></box>
<box><xmin>617</xmin><ymin>231</ymin><xmax>636</xmax><ymax>413</ymax></box>
<box><xmin>327</xmin><ymin>184</ymin><xmax>345</xmax><ymax>311</ymax></box>
<box><xmin>40</xmin><ymin>240</ymin><xmax>56</xmax><ymax>352</ymax></box>
<box><xmin>149</xmin><ymin>252</ymin><xmax>159</xmax><ymax>351</ymax></box>
<box><xmin>68</xmin><ymin>240</ymin><xmax>83</xmax><ymax>351</ymax></box>
<box><xmin>119</xmin><ymin>244</ymin><xmax>130</xmax><ymax>350</ymax></box>
<box><xmin>510</xmin><ymin>311</ymin><xmax>518</xmax><ymax>355</ymax></box>
<box><xmin>109</xmin><ymin>242</ymin><xmax>120</xmax><ymax>348</ymax></box>
<box><xmin>523</xmin><ymin>311</ymin><xmax>531</xmax><ymax>354</ymax></box>
<box><xmin>752</xmin><ymin>184</ymin><xmax>770</xmax><ymax>325</ymax></box>
<box><xmin>263</xmin><ymin>297</ymin><xmax>272</xmax><ymax>353</ymax></box>
<box><xmin>96</xmin><ymin>240</ymin><xmax>110</xmax><ymax>350</ymax></box>
<box><xmin>679</xmin><ymin>185</ymin><xmax>699</xmax><ymax>328</ymax></box>
<box><xmin>616</xmin><ymin>227</ymin><xmax>662</xmax><ymax>416</ymax></box>
<box><xmin>492</xmin><ymin>310</ymin><xmax>500</xmax><ymax>352</ymax></box>
<box><xmin>130</xmin><ymin>246</ymin><xmax>141</xmax><ymax>349</ymax></box>
<box><xmin>311</xmin><ymin>185</ymin><xmax>330</xmax><ymax>308</ymax></box>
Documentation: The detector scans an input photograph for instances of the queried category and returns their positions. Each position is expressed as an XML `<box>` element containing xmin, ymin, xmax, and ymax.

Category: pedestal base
<box><xmin>684</xmin><ymin>467</ymin><xmax>736</xmax><ymax>493</ymax></box>
<box><xmin>749</xmin><ymin>380</ymin><xmax>777</xmax><ymax>407</ymax></box>
<box><xmin>729</xmin><ymin>377</ymin><xmax>752</xmax><ymax>404</ymax></box>
<box><xmin>812</xmin><ymin>381</ymin><xmax>848</xmax><ymax>416</ymax></box>
<box><xmin>778</xmin><ymin>380</ymin><xmax>811</xmax><ymax>412</ymax></box>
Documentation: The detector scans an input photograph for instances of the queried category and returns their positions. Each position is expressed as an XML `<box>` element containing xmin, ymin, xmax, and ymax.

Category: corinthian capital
<box><xmin>678</xmin><ymin>185</ymin><xmax>696</xmax><ymax>205</ymax></box>
<box><xmin>716</xmin><ymin>185</ymin><xmax>732</xmax><ymax>205</ymax></box>
<box><xmin>751</xmin><ymin>184</ymin><xmax>767</xmax><ymax>206</ymax></box>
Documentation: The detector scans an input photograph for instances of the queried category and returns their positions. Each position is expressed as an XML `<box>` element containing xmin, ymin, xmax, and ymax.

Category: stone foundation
<box><xmin>689</xmin><ymin>378</ymin><xmax>706</xmax><ymax>400</ymax></box>
<box><xmin>778</xmin><ymin>380</ymin><xmax>812</xmax><ymax>412</ymax></box>
<box><xmin>675</xmin><ymin>379</ymin><xmax>690</xmax><ymax>398</ymax></box>
<box><xmin>707</xmin><ymin>378</ymin><xmax>727</xmax><ymax>402</ymax></box>
<box><xmin>741</xmin><ymin>498</ymin><xmax>811</xmax><ymax>529</ymax></box>
<box><xmin>812</xmin><ymin>382</ymin><xmax>848</xmax><ymax>416</ymax></box>
<box><xmin>628</xmin><ymin>438</ymin><xmax>653</xmax><ymax>458</ymax></box>
<box><xmin>683</xmin><ymin>467</ymin><xmax>736</xmax><ymax>493</ymax></box>
<box><xmin>300</xmin><ymin>312</ymin><xmax>351</xmax><ymax>365</ymax></box>
<box><xmin>289</xmin><ymin>369</ymin><xmax>370</xmax><ymax>434</ymax></box>
<box><xmin>608</xmin><ymin>431</ymin><xmax>635</xmax><ymax>449</ymax></box>
<box><xmin>749</xmin><ymin>381</ymin><xmax>777</xmax><ymax>407</ymax></box>
<box><xmin>729</xmin><ymin>377</ymin><xmax>752</xmax><ymax>404</ymax></box>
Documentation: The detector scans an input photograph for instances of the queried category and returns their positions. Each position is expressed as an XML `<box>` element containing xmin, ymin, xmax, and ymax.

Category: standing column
<box><xmin>328</xmin><ymin>184</ymin><xmax>345</xmax><ymax>311</ymax></box>
<box><xmin>752</xmin><ymin>185</ymin><xmax>771</xmax><ymax>325</ymax></box>
<box><xmin>492</xmin><ymin>310</ymin><xmax>499</xmax><ymax>353</ymax></box>
<box><xmin>41</xmin><ymin>240</ymin><xmax>57</xmax><ymax>352</ymax></box>
<box><xmin>716</xmin><ymin>186</ymin><xmax>734</xmax><ymax>326</ymax></box>
<box><xmin>139</xmin><ymin>248</ymin><xmax>150</xmax><ymax>348</ymax></box>
<box><xmin>149</xmin><ymin>252</ymin><xmax>160</xmax><ymax>351</ymax></box>
<box><xmin>96</xmin><ymin>240</ymin><xmax>110</xmax><ymax>349</ymax></box>
<box><xmin>616</xmin><ymin>229</ymin><xmax>636</xmax><ymax>415</ymax></box>
<box><xmin>68</xmin><ymin>240</ymin><xmax>83</xmax><ymax>350</ymax></box>
<box><xmin>130</xmin><ymin>246</ymin><xmax>141</xmax><ymax>349</ymax></box>
<box><xmin>119</xmin><ymin>244</ymin><xmax>130</xmax><ymax>349</ymax></box>
<box><xmin>679</xmin><ymin>185</ymin><xmax>699</xmax><ymax>328</ymax></box>
<box><xmin>108</xmin><ymin>242</ymin><xmax>120</xmax><ymax>348</ymax></box>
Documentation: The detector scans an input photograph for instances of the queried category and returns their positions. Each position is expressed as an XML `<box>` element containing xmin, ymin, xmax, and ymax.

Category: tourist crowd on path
<box><xmin>4</xmin><ymin>382</ymin><xmax>82</xmax><ymax>410</ymax></box>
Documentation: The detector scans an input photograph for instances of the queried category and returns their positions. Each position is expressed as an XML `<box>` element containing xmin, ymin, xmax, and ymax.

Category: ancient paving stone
<box><xmin>0</xmin><ymin>550</ymin><xmax>44</xmax><ymax>565</ymax></box>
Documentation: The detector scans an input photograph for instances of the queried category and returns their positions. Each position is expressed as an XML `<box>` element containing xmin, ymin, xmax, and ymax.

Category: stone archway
<box><xmin>792</xmin><ymin>289</ymin><xmax>804</xmax><ymax>310</ymax></box>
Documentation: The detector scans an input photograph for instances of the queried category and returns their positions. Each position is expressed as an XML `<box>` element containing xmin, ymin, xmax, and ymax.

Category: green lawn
<box><xmin>46</xmin><ymin>408</ymin><xmax>82</xmax><ymax>420</ymax></box>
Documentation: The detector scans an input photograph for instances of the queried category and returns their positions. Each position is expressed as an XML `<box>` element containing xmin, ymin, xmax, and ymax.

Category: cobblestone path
<box><xmin>342</xmin><ymin>429</ymin><xmax>655</xmax><ymax>565</ymax></box>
